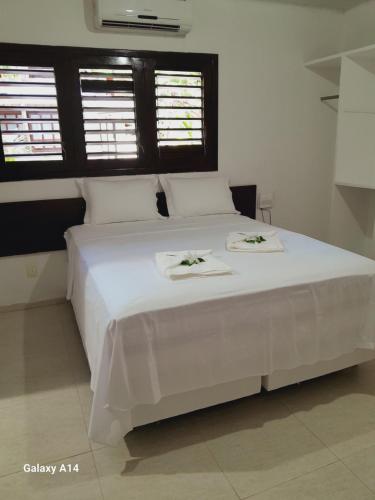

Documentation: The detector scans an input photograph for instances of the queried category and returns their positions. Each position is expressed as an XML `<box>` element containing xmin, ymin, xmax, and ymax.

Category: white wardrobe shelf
<box><xmin>305</xmin><ymin>54</ymin><xmax>341</xmax><ymax>84</ymax></box>
<box><xmin>305</xmin><ymin>43</ymin><xmax>375</xmax><ymax>85</ymax></box>
<box><xmin>335</xmin><ymin>181</ymin><xmax>375</xmax><ymax>190</ymax></box>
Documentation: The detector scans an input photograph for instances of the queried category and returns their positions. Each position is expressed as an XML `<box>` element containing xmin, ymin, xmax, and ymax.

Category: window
<box><xmin>0</xmin><ymin>65</ymin><xmax>62</xmax><ymax>163</ymax></box>
<box><xmin>0</xmin><ymin>44</ymin><xmax>218</xmax><ymax>181</ymax></box>
<box><xmin>155</xmin><ymin>70</ymin><xmax>203</xmax><ymax>148</ymax></box>
<box><xmin>79</xmin><ymin>68</ymin><xmax>138</xmax><ymax>160</ymax></box>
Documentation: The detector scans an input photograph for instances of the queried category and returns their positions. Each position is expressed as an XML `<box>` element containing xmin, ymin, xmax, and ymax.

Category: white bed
<box><xmin>65</xmin><ymin>214</ymin><xmax>375</xmax><ymax>445</ymax></box>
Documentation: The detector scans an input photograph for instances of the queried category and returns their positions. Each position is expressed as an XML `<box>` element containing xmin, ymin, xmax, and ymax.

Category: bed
<box><xmin>65</xmin><ymin>202</ymin><xmax>375</xmax><ymax>445</ymax></box>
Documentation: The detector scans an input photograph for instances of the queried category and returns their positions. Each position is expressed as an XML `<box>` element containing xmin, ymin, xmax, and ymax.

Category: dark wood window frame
<box><xmin>0</xmin><ymin>43</ymin><xmax>218</xmax><ymax>182</ymax></box>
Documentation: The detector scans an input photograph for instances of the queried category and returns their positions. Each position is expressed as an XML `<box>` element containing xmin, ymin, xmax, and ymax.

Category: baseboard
<box><xmin>0</xmin><ymin>297</ymin><xmax>67</xmax><ymax>313</ymax></box>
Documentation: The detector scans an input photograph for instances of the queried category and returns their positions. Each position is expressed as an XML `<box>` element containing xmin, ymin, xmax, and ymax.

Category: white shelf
<box><xmin>305</xmin><ymin>54</ymin><xmax>341</xmax><ymax>84</ymax></box>
<box><xmin>305</xmin><ymin>43</ymin><xmax>375</xmax><ymax>84</ymax></box>
<box><xmin>335</xmin><ymin>181</ymin><xmax>375</xmax><ymax>190</ymax></box>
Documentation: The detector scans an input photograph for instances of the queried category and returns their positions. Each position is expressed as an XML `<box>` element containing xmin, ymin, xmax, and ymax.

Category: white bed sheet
<box><xmin>65</xmin><ymin>214</ymin><xmax>375</xmax><ymax>445</ymax></box>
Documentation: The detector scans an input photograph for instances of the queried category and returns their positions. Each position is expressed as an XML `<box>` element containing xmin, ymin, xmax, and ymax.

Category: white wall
<box><xmin>342</xmin><ymin>0</ymin><xmax>375</xmax><ymax>50</ymax></box>
<box><xmin>0</xmin><ymin>252</ymin><xmax>67</xmax><ymax>307</ymax></box>
<box><xmin>0</xmin><ymin>0</ymin><xmax>343</xmax><ymax>306</ymax></box>
<box><xmin>329</xmin><ymin>185</ymin><xmax>375</xmax><ymax>257</ymax></box>
<box><xmin>366</xmin><ymin>195</ymin><xmax>375</xmax><ymax>259</ymax></box>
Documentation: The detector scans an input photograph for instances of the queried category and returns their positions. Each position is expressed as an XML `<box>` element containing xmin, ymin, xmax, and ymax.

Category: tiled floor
<box><xmin>0</xmin><ymin>303</ymin><xmax>375</xmax><ymax>499</ymax></box>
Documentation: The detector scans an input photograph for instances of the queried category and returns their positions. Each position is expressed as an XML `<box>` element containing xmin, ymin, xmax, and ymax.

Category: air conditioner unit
<box><xmin>94</xmin><ymin>0</ymin><xmax>192</xmax><ymax>36</ymax></box>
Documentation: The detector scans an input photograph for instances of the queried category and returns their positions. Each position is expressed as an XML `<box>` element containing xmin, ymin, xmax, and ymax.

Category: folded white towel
<box><xmin>156</xmin><ymin>250</ymin><xmax>232</xmax><ymax>280</ymax></box>
<box><xmin>226</xmin><ymin>231</ymin><xmax>284</xmax><ymax>252</ymax></box>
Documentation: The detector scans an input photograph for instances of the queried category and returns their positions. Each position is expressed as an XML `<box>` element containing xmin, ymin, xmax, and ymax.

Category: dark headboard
<box><xmin>0</xmin><ymin>185</ymin><xmax>257</xmax><ymax>257</ymax></box>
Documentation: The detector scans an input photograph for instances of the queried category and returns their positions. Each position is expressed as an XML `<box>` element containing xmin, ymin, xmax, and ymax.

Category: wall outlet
<box><xmin>258</xmin><ymin>192</ymin><xmax>274</xmax><ymax>210</ymax></box>
<box><xmin>26</xmin><ymin>263</ymin><xmax>38</xmax><ymax>279</ymax></box>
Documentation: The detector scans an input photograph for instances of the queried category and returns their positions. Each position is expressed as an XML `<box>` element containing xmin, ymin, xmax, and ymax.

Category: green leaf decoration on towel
<box><xmin>243</xmin><ymin>235</ymin><xmax>267</xmax><ymax>244</ymax></box>
<box><xmin>180</xmin><ymin>257</ymin><xmax>206</xmax><ymax>266</ymax></box>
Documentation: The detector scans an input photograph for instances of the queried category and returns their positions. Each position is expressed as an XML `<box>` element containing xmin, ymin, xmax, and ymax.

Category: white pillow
<box><xmin>159</xmin><ymin>172</ymin><xmax>221</xmax><ymax>217</ymax></box>
<box><xmin>82</xmin><ymin>177</ymin><xmax>162</xmax><ymax>225</ymax></box>
<box><xmin>77</xmin><ymin>175</ymin><xmax>160</xmax><ymax>224</ymax></box>
<box><xmin>165</xmin><ymin>176</ymin><xmax>239</xmax><ymax>217</ymax></box>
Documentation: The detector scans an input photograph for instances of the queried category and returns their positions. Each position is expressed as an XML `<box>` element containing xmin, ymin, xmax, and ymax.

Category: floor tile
<box><xmin>351</xmin><ymin>360</ymin><xmax>375</xmax><ymax>387</ymax></box>
<box><xmin>0</xmin><ymin>305</ymin><xmax>68</xmax><ymax>364</ymax></box>
<box><xmin>343</xmin><ymin>444</ymin><xmax>375</xmax><ymax>493</ymax></box>
<box><xmin>195</xmin><ymin>394</ymin><xmax>336</xmax><ymax>498</ymax></box>
<box><xmin>123</xmin><ymin>411</ymin><xmax>207</xmax><ymax>459</ymax></box>
<box><xmin>0</xmin><ymin>309</ymin><xmax>26</xmax><ymax>336</ymax></box>
<box><xmin>278</xmin><ymin>374</ymin><xmax>375</xmax><ymax>458</ymax></box>
<box><xmin>93</xmin><ymin>437</ymin><xmax>238</xmax><ymax>500</ymax></box>
<box><xmin>249</xmin><ymin>462</ymin><xmax>374</xmax><ymax>500</ymax></box>
<box><xmin>0</xmin><ymin>365</ymin><xmax>76</xmax><ymax>410</ymax></box>
<box><xmin>0</xmin><ymin>305</ymin><xmax>76</xmax><ymax>409</ymax></box>
<box><xmin>59</xmin><ymin>303</ymin><xmax>83</xmax><ymax>349</ymax></box>
<box><xmin>313</xmin><ymin>362</ymin><xmax>375</xmax><ymax>391</ymax></box>
<box><xmin>0</xmin><ymin>452</ymin><xmax>102</xmax><ymax>500</ymax></box>
<box><xmin>0</xmin><ymin>387</ymin><xmax>90</xmax><ymax>476</ymax></box>
<box><xmin>1</xmin><ymin>303</ymin><xmax>374</xmax><ymax>500</ymax></box>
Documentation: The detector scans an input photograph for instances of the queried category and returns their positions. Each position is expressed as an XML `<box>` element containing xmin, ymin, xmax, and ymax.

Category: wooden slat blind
<box><xmin>0</xmin><ymin>65</ymin><xmax>62</xmax><ymax>162</ymax></box>
<box><xmin>79</xmin><ymin>68</ymin><xmax>138</xmax><ymax>160</ymax></box>
<box><xmin>155</xmin><ymin>70</ymin><xmax>204</xmax><ymax>148</ymax></box>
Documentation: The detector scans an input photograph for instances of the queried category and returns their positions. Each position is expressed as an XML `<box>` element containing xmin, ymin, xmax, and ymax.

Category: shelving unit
<box><xmin>305</xmin><ymin>45</ymin><xmax>375</xmax><ymax>259</ymax></box>
<box><xmin>306</xmin><ymin>44</ymin><xmax>375</xmax><ymax>190</ymax></box>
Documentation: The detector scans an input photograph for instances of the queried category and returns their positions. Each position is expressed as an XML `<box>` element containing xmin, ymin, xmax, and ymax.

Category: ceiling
<box><xmin>259</xmin><ymin>0</ymin><xmax>369</xmax><ymax>11</ymax></box>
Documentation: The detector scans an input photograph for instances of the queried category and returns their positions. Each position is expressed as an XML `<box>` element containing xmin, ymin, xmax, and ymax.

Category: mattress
<box><xmin>65</xmin><ymin>214</ymin><xmax>375</xmax><ymax>445</ymax></box>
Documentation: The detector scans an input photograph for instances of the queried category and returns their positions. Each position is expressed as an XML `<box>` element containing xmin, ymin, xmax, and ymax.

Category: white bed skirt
<box><xmin>262</xmin><ymin>348</ymin><xmax>375</xmax><ymax>390</ymax></box>
<box><xmin>86</xmin><ymin>349</ymin><xmax>375</xmax><ymax>445</ymax></box>
<box><xmin>91</xmin><ymin>376</ymin><xmax>261</xmax><ymax>444</ymax></box>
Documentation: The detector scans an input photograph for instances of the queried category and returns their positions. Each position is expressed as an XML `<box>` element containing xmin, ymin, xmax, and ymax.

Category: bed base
<box><xmin>131</xmin><ymin>376</ymin><xmax>261</xmax><ymax>428</ymax></box>
<box><xmin>130</xmin><ymin>349</ymin><xmax>375</xmax><ymax>428</ymax></box>
<box><xmin>262</xmin><ymin>349</ymin><xmax>375</xmax><ymax>391</ymax></box>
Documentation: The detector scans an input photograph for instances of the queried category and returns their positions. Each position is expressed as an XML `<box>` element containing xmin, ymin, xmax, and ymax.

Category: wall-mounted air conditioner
<box><xmin>94</xmin><ymin>0</ymin><xmax>192</xmax><ymax>36</ymax></box>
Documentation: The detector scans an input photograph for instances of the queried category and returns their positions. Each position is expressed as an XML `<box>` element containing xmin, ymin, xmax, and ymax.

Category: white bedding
<box><xmin>65</xmin><ymin>214</ymin><xmax>375</xmax><ymax>445</ymax></box>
